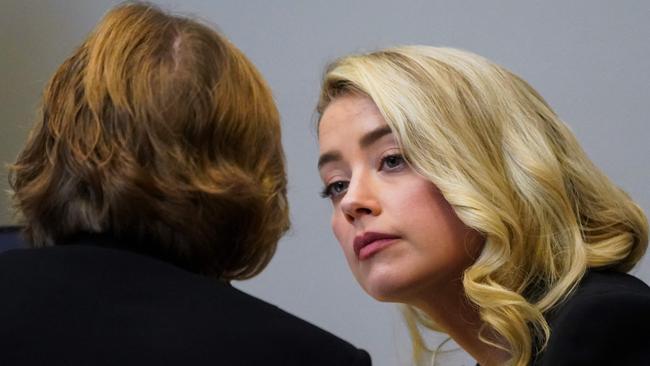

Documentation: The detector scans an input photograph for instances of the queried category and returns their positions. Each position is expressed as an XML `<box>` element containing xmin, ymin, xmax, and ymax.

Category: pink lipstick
<box><xmin>353</xmin><ymin>232</ymin><xmax>400</xmax><ymax>260</ymax></box>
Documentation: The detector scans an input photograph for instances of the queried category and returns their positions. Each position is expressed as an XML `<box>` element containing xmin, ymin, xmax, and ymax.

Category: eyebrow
<box><xmin>360</xmin><ymin>125</ymin><xmax>393</xmax><ymax>148</ymax></box>
<box><xmin>317</xmin><ymin>125</ymin><xmax>393</xmax><ymax>169</ymax></box>
<box><xmin>317</xmin><ymin>151</ymin><xmax>342</xmax><ymax>170</ymax></box>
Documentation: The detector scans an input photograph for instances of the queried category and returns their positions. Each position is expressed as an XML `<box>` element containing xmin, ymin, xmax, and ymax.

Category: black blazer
<box><xmin>0</xmin><ymin>232</ymin><xmax>371</xmax><ymax>366</ymax></box>
<box><xmin>0</xmin><ymin>226</ymin><xmax>24</xmax><ymax>252</ymax></box>
<box><xmin>532</xmin><ymin>269</ymin><xmax>650</xmax><ymax>365</ymax></box>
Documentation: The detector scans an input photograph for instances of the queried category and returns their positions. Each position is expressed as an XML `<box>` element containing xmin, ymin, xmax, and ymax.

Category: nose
<box><xmin>340</xmin><ymin>172</ymin><xmax>380</xmax><ymax>223</ymax></box>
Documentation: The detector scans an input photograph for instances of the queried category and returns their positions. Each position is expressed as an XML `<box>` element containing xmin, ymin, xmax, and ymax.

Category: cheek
<box><xmin>401</xmin><ymin>181</ymin><xmax>481</xmax><ymax>264</ymax></box>
<box><xmin>429</xmin><ymin>204</ymin><xmax>482</xmax><ymax>266</ymax></box>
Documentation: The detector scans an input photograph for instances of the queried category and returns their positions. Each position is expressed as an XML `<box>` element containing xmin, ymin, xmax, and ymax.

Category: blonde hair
<box><xmin>9</xmin><ymin>2</ymin><xmax>289</xmax><ymax>280</ymax></box>
<box><xmin>317</xmin><ymin>46</ymin><xmax>648</xmax><ymax>365</ymax></box>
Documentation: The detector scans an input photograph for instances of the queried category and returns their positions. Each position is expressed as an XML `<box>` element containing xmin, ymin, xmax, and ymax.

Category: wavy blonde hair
<box><xmin>317</xmin><ymin>46</ymin><xmax>648</xmax><ymax>365</ymax></box>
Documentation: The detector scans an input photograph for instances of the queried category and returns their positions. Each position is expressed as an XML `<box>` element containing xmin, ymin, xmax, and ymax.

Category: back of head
<box><xmin>10</xmin><ymin>2</ymin><xmax>289</xmax><ymax>280</ymax></box>
<box><xmin>318</xmin><ymin>45</ymin><xmax>648</xmax><ymax>365</ymax></box>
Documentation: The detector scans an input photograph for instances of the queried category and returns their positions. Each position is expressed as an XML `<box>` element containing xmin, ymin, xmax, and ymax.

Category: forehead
<box><xmin>318</xmin><ymin>95</ymin><xmax>387</xmax><ymax>149</ymax></box>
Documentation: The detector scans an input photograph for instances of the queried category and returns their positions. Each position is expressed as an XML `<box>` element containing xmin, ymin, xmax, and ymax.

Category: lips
<box><xmin>353</xmin><ymin>231</ymin><xmax>401</xmax><ymax>260</ymax></box>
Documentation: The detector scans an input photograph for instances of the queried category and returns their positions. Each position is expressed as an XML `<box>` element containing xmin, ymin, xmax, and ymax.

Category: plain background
<box><xmin>1</xmin><ymin>1</ymin><xmax>648</xmax><ymax>365</ymax></box>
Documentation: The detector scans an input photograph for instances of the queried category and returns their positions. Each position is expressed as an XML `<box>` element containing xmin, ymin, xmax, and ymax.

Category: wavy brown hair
<box><xmin>9</xmin><ymin>2</ymin><xmax>289</xmax><ymax>280</ymax></box>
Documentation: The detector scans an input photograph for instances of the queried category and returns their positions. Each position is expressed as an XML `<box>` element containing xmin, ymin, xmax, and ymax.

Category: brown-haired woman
<box><xmin>0</xmin><ymin>3</ymin><xmax>370</xmax><ymax>366</ymax></box>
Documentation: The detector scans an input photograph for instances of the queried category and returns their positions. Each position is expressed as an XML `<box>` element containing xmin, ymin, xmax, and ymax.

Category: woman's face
<box><xmin>318</xmin><ymin>94</ymin><xmax>483</xmax><ymax>304</ymax></box>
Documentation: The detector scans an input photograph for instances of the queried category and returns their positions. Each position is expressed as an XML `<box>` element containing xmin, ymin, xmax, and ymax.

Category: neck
<box><xmin>410</xmin><ymin>279</ymin><xmax>510</xmax><ymax>366</ymax></box>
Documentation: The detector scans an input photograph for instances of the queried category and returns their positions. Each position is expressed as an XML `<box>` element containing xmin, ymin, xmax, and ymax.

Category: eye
<box><xmin>380</xmin><ymin>154</ymin><xmax>406</xmax><ymax>171</ymax></box>
<box><xmin>320</xmin><ymin>180</ymin><xmax>349</xmax><ymax>199</ymax></box>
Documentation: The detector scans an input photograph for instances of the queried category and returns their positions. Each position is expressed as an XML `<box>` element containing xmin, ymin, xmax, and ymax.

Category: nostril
<box><xmin>356</xmin><ymin>207</ymin><xmax>372</xmax><ymax>215</ymax></box>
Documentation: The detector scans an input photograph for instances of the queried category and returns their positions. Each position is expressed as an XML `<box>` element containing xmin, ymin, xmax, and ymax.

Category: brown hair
<box><xmin>9</xmin><ymin>2</ymin><xmax>289</xmax><ymax>280</ymax></box>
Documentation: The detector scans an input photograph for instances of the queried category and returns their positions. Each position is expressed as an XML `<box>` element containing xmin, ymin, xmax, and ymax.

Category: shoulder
<box><xmin>552</xmin><ymin>270</ymin><xmax>650</xmax><ymax>321</ymax></box>
<box><xmin>0</xmin><ymin>245</ymin><xmax>371</xmax><ymax>366</ymax></box>
<box><xmin>0</xmin><ymin>226</ymin><xmax>25</xmax><ymax>252</ymax></box>
<box><xmin>537</xmin><ymin>270</ymin><xmax>650</xmax><ymax>365</ymax></box>
<box><xmin>207</xmin><ymin>285</ymin><xmax>372</xmax><ymax>366</ymax></box>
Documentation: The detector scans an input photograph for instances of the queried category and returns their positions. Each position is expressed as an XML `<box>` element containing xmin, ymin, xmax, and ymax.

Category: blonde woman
<box><xmin>316</xmin><ymin>46</ymin><xmax>649</xmax><ymax>365</ymax></box>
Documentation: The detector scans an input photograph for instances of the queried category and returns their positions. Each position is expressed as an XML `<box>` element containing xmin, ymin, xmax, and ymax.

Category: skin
<box><xmin>318</xmin><ymin>94</ymin><xmax>509</xmax><ymax>365</ymax></box>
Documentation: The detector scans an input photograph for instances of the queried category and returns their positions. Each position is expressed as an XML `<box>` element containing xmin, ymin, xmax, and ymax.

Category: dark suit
<box><xmin>0</xmin><ymin>226</ymin><xmax>24</xmax><ymax>252</ymax></box>
<box><xmin>0</xmin><ymin>232</ymin><xmax>371</xmax><ymax>366</ymax></box>
<box><xmin>532</xmin><ymin>269</ymin><xmax>650</xmax><ymax>365</ymax></box>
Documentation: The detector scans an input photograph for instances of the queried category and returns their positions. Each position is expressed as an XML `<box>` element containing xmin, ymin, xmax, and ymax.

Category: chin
<box><xmin>365</xmin><ymin>283</ymin><xmax>416</xmax><ymax>303</ymax></box>
<box><xmin>360</xmin><ymin>274</ymin><xmax>415</xmax><ymax>303</ymax></box>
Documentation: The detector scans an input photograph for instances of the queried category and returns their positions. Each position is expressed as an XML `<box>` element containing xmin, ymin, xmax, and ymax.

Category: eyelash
<box><xmin>320</xmin><ymin>153</ymin><xmax>406</xmax><ymax>199</ymax></box>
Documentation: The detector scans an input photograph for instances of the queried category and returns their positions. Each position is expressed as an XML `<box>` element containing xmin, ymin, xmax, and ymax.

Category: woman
<box><xmin>316</xmin><ymin>46</ymin><xmax>649</xmax><ymax>365</ymax></box>
<box><xmin>0</xmin><ymin>3</ymin><xmax>371</xmax><ymax>365</ymax></box>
